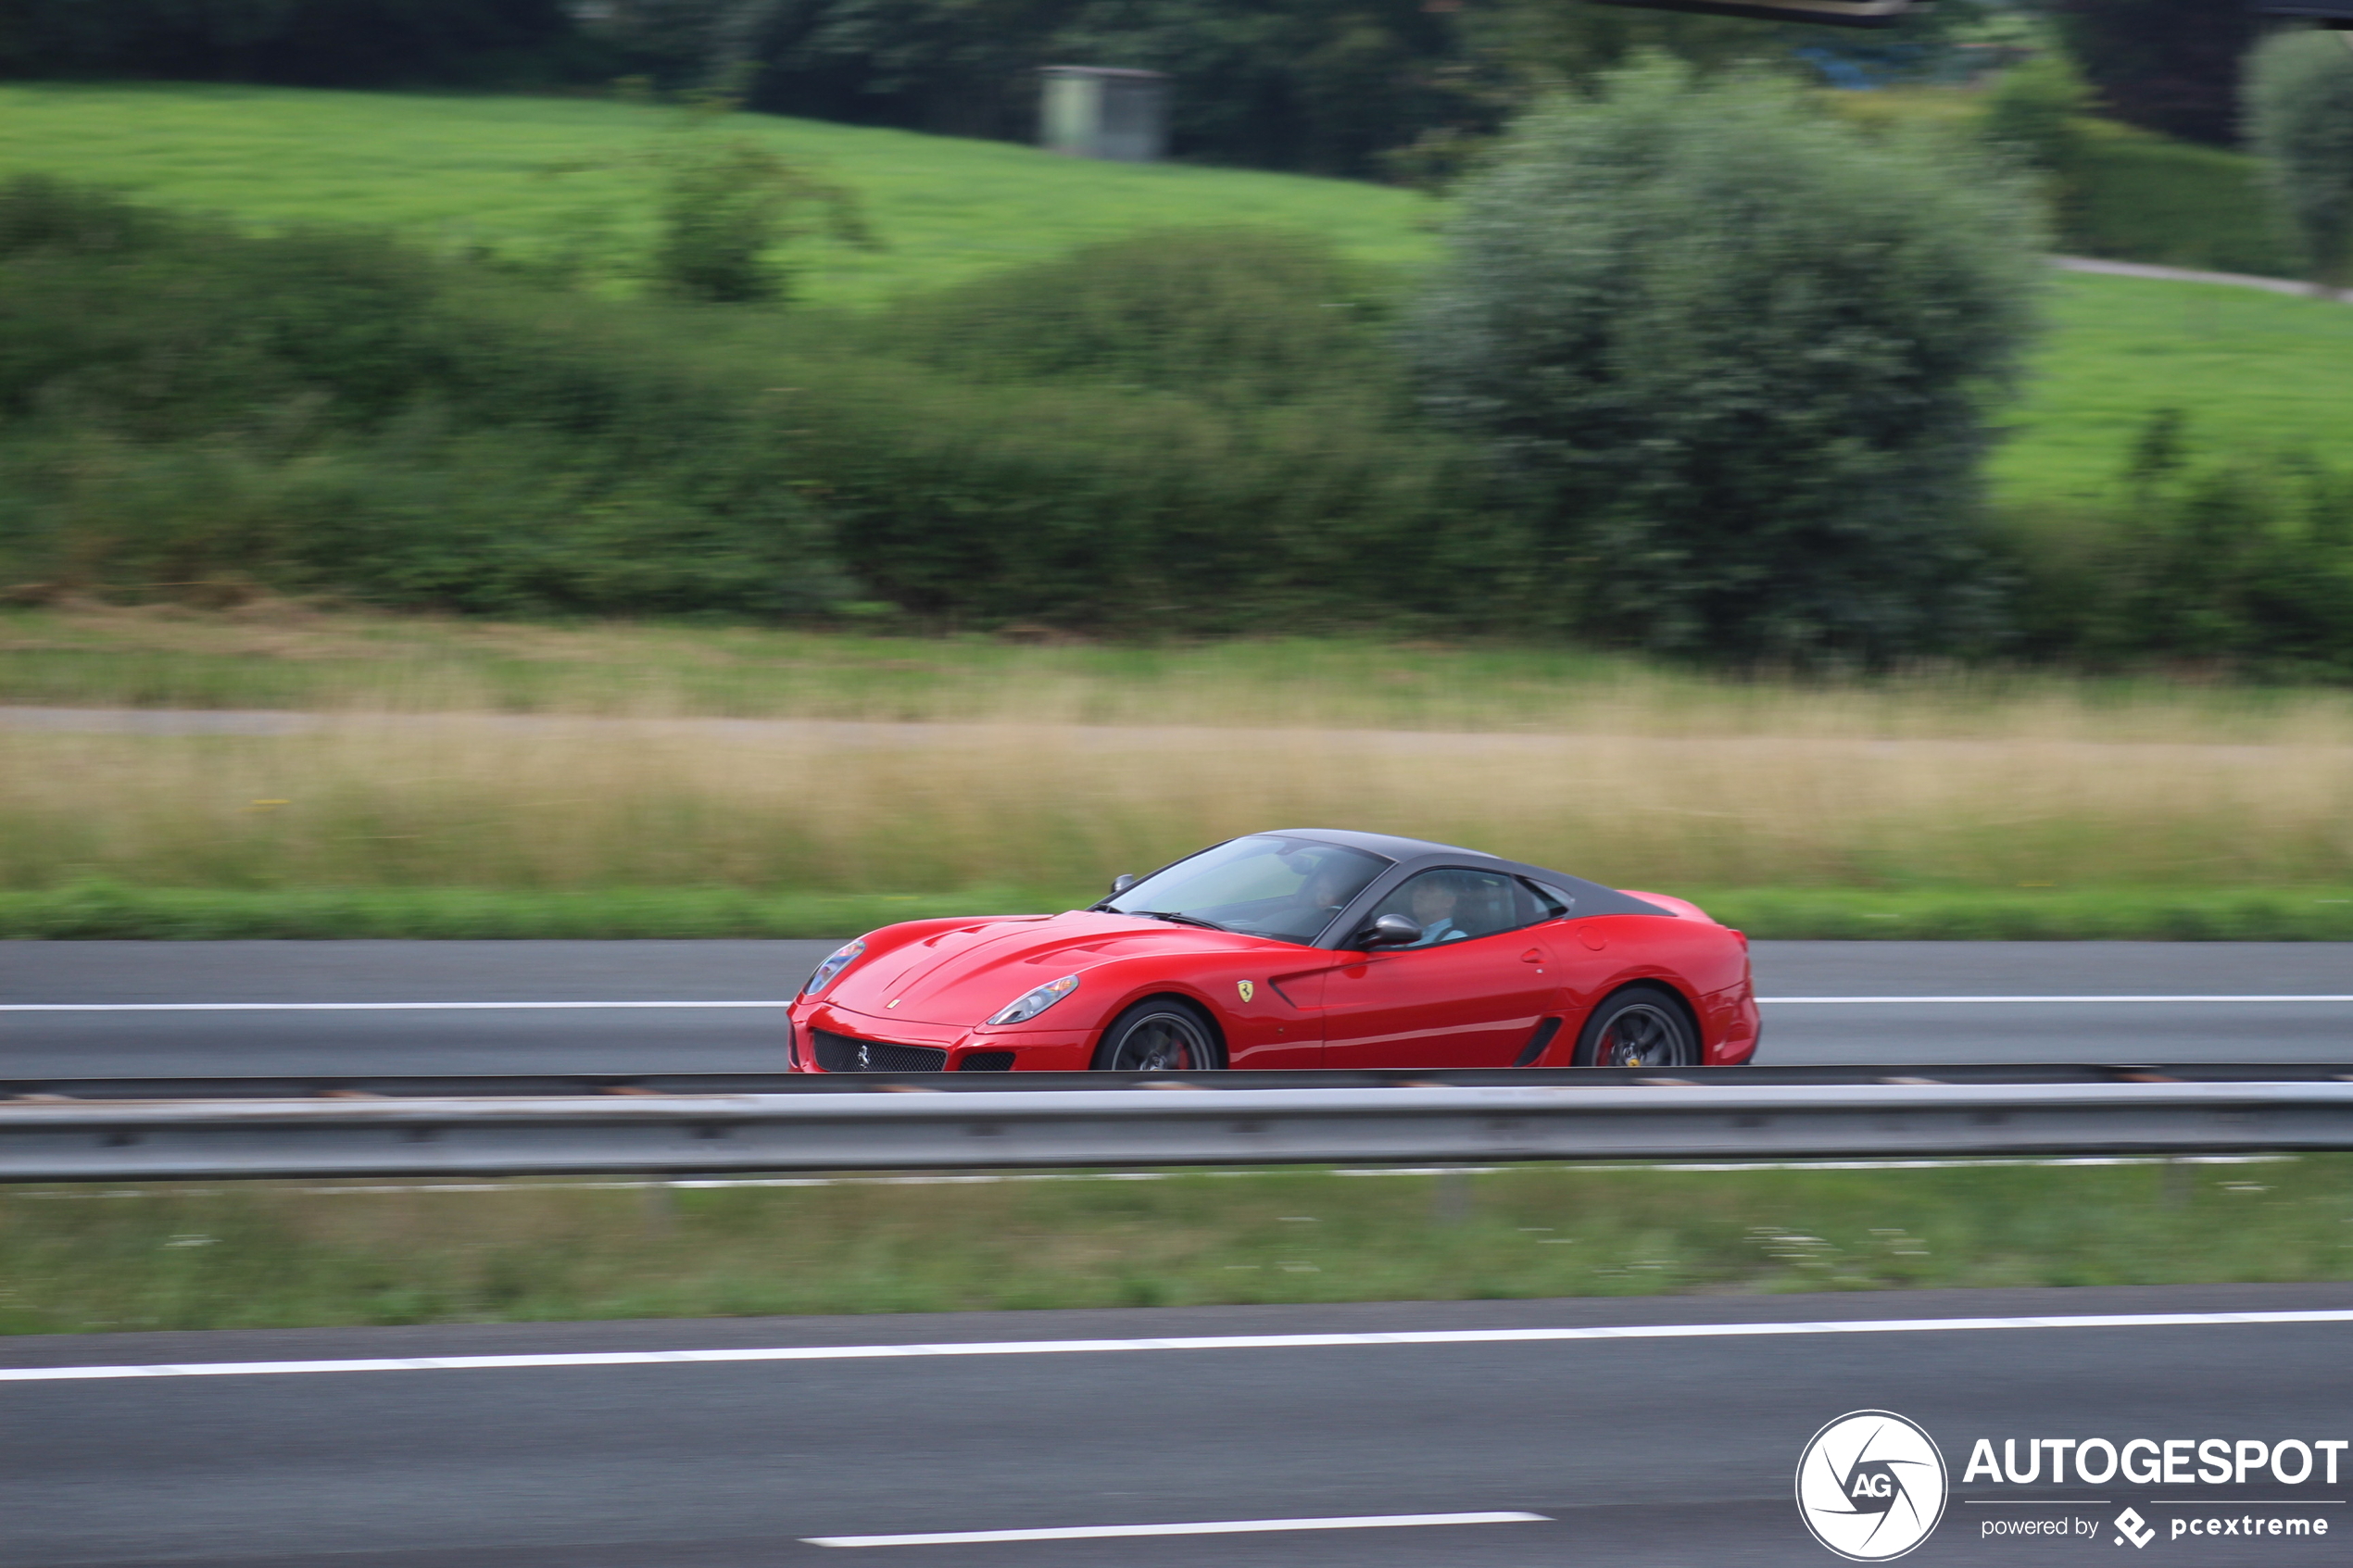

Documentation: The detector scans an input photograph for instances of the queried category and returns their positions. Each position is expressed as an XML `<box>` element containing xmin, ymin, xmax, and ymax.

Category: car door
<box><xmin>1317</xmin><ymin>869</ymin><xmax>1565</xmax><ymax>1069</ymax></box>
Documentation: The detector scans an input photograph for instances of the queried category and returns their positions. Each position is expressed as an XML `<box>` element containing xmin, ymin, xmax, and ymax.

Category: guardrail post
<box><xmin>2161</xmin><ymin>1157</ymin><xmax>2194</xmax><ymax>1208</ymax></box>
<box><xmin>642</xmin><ymin>1181</ymin><xmax>676</xmax><ymax>1235</ymax></box>
<box><xmin>1433</xmin><ymin>1167</ymin><xmax>1473</xmax><ymax>1226</ymax></box>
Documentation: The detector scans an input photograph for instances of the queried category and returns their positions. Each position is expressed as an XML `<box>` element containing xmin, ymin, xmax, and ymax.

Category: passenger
<box><xmin>1404</xmin><ymin>877</ymin><xmax>1470</xmax><ymax>946</ymax></box>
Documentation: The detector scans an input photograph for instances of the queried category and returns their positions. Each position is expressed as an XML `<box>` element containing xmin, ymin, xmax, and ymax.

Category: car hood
<box><xmin>829</xmin><ymin>909</ymin><xmax>1283</xmax><ymax>1025</ymax></box>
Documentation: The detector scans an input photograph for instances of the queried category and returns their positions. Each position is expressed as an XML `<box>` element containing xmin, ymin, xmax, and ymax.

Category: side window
<box><xmin>1365</xmin><ymin>869</ymin><xmax>1536</xmax><ymax>947</ymax></box>
<box><xmin>1519</xmin><ymin>879</ymin><xmax>1576</xmax><ymax>922</ymax></box>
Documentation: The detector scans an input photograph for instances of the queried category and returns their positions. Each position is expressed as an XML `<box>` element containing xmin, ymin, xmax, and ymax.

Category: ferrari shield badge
<box><xmin>1237</xmin><ymin>980</ymin><xmax>1255</xmax><ymax>1003</ymax></box>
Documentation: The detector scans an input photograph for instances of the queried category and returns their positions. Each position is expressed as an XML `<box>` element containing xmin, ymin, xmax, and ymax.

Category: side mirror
<box><xmin>1109</xmin><ymin>873</ymin><xmax>1138</xmax><ymax>896</ymax></box>
<box><xmin>1358</xmin><ymin>913</ymin><xmax>1423</xmax><ymax>948</ymax></box>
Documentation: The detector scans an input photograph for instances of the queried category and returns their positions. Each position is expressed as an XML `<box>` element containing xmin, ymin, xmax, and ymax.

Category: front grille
<box><xmin>957</xmin><ymin>1051</ymin><xmax>1016</xmax><ymax>1072</ymax></box>
<box><xmin>811</xmin><ymin>1029</ymin><xmax>948</xmax><ymax>1073</ymax></box>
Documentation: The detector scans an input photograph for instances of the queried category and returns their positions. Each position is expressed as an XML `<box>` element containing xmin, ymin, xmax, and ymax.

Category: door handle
<box><xmin>1520</xmin><ymin>948</ymin><xmax>1545</xmax><ymax>964</ymax></box>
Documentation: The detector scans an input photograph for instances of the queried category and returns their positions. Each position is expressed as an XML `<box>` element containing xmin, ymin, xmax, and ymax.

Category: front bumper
<box><xmin>786</xmin><ymin>1000</ymin><xmax>1095</xmax><ymax>1073</ymax></box>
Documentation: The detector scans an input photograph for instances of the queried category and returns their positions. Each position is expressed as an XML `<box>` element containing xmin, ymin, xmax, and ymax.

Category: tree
<box><xmin>2245</xmin><ymin>27</ymin><xmax>2353</xmax><ymax>296</ymax></box>
<box><xmin>2047</xmin><ymin>0</ymin><xmax>2258</xmax><ymax>147</ymax></box>
<box><xmin>1406</xmin><ymin>57</ymin><xmax>2045</xmax><ymax>662</ymax></box>
<box><xmin>1975</xmin><ymin>44</ymin><xmax>2095</xmax><ymax>234</ymax></box>
<box><xmin>0</xmin><ymin>0</ymin><xmax>588</xmax><ymax>87</ymax></box>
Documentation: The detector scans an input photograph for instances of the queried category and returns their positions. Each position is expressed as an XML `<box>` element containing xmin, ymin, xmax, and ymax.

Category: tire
<box><xmin>1091</xmin><ymin>997</ymin><xmax>1225</xmax><ymax>1072</ymax></box>
<box><xmin>1572</xmin><ymin>985</ymin><xmax>1698</xmax><ymax>1069</ymax></box>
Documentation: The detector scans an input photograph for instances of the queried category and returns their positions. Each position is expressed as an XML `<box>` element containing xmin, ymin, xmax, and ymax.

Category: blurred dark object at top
<box><xmin>2047</xmin><ymin>0</ymin><xmax>2258</xmax><ymax>147</ymax></box>
<box><xmin>1584</xmin><ymin>0</ymin><xmax>1918</xmax><ymax>26</ymax></box>
<box><xmin>2247</xmin><ymin>0</ymin><xmax>2353</xmax><ymax>28</ymax></box>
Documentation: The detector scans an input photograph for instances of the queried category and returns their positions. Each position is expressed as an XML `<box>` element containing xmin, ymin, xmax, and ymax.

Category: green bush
<box><xmin>1980</xmin><ymin>49</ymin><xmax>2095</xmax><ymax>183</ymax></box>
<box><xmin>648</xmin><ymin>135</ymin><xmax>873</xmax><ymax>304</ymax></box>
<box><xmin>2065</xmin><ymin>128</ymin><xmax>2300</xmax><ymax>277</ymax></box>
<box><xmin>0</xmin><ymin>177</ymin><xmax>845</xmax><ymax>615</ymax></box>
<box><xmin>2246</xmin><ymin>27</ymin><xmax>2353</xmax><ymax>293</ymax></box>
<box><xmin>2007</xmin><ymin>409</ymin><xmax>2353</xmax><ymax>676</ymax></box>
<box><xmin>1408</xmin><ymin>59</ymin><xmax>2045</xmax><ymax>662</ymax></box>
<box><xmin>805</xmin><ymin>231</ymin><xmax>1489</xmax><ymax>629</ymax></box>
<box><xmin>1831</xmin><ymin>87</ymin><xmax>2296</xmax><ymax>279</ymax></box>
<box><xmin>0</xmin><ymin>182</ymin><xmax>1480</xmax><ymax>631</ymax></box>
<box><xmin>877</xmin><ymin>228</ymin><xmax>1396</xmax><ymax>407</ymax></box>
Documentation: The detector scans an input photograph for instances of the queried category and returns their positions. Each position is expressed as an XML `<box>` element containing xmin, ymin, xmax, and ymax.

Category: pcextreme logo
<box><xmin>1797</xmin><ymin>1410</ymin><xmax>1950</xmax><ymax>1562</ymax></box>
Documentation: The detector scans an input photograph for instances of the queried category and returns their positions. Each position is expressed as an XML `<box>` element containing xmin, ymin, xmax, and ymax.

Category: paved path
<box><xmin>2054</xmin><ymin>255</ymin><xmax>2347</xmax><ymax>302</ymax></box>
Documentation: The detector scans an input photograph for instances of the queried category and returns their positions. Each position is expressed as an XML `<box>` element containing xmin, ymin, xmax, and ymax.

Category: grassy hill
<box><xmin>2</xmin><ymin>81</ymin><xmax>2347</xmax><ymax>510</ymax></box>
<box><xmin>0</xmin><ymin>83</ymin><xmax>1438</xmax><ymax>307</ymax></box>
<box><xmin>1991</xmin><ymin>272</ymin><xmax>2353</xmax><ymax>506</ymax></box>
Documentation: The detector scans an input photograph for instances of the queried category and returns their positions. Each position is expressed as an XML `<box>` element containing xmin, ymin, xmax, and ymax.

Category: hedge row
<box><xmin>0</xmin><ymin>180</ymin><xmax>1487</xmax><ymax>632</ymax></box>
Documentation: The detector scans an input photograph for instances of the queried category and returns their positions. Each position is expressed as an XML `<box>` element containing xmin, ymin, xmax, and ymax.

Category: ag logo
<box><xmin>1795</xmin><ymin>1410</ymin><xmax>1947</xmax><ymax>1562</ymax></box>
<box><xmin>1236</xmin><ymin>981</ymin><xmax>1255</xmax><ymax>1003</ymax></box>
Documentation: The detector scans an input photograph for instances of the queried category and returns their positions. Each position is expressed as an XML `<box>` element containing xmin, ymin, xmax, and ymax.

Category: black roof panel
<box><xmin>1265</xmin><ymin>827</ymin><xmax>1671</xmax><ymax>923</ymax></box>
<box><xmin>1262</xmin><ymin>827</ymin><xmax>1503</xmax><ymax>862</ymax></box>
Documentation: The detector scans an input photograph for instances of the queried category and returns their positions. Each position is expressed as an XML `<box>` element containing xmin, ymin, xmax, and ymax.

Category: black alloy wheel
<box><xmin>1573</xmin><ymin>985</ymin><xmax>1698</xmax><ymax>1068</ymax></box>
<box><xmin>1092</xmin><ymin>999</ymin><xmax>1224</xmax><ymax>1072</ymax></box>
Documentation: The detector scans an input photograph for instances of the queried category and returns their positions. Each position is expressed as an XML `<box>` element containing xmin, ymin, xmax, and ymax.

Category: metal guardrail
<box><xmin>4</xmin><ymin>1077</ymin><xmax>2352</xmax><ymax>1181</ymax></box>
<box><xmin>9</xmin><ymin>1063</ymin><xmax>2353</xmax><ymax>1101</ymax></box>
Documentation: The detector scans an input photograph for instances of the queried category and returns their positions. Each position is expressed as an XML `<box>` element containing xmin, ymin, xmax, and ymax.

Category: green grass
<box><xmin>0</xmin><ymin>82</ymin><xmax>1438</xmax><ymax>307</ymax></box>
<box><xmin>5</xmin><ymin>1159</ymin><xmax>2347</xmax><ymax>1334</ymax></box>
<box><xmin>2</xmin><ymin>83</ymin><xmax>2345</xmax><ymax>515</ymax></box>
<box><xmin>7</xmin><ymin>882</ymin><xmax>2352</xmax><ymax>940</ymax></box>
<box><xmin>1987</xmin><ymin>272</ymin><xmax>2353</xmax><ymax>509</ymax></box>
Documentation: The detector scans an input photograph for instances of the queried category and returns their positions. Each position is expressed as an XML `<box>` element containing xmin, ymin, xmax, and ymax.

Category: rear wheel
<box><xmin>1573</xmin><ymin>985</ymin><xmax>1697</xmax><ymax>1068</ymax></box>
<box><xmin>1092</xmin><ymin>998</ymin><xmax>1224</xmax><ymax>1072</ymax></box>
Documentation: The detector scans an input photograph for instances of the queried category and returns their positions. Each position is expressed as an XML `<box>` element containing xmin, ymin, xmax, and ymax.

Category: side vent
<box><xmin>1513</xmin><ymin>1017</ymin><xmax>1564</xmax><ymax>1068</ymax></box>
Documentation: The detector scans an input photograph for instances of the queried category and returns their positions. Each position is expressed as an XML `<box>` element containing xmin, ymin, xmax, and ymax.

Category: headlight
<box><xmin>801</xmin><ymin>937</ymin><xmax>866</xmax><ymax>997</ymax></box>
<box><xmin>987</xmin><ymin>973</ymin><xmax>1080</xmax><ymax>1026</ymax></box>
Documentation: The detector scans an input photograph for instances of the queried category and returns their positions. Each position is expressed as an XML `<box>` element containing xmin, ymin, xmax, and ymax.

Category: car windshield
<box><xmin>1102</xmin><ymin>836</ymin><xmax>1390</xmax><ymax>945</ymax></box>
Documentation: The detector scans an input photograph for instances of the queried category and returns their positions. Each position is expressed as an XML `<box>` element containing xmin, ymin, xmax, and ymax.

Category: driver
<box><xmin>1300</xmin><ymin>859</ymin><xmax>1362</xmax><ymax>920</ymax></box>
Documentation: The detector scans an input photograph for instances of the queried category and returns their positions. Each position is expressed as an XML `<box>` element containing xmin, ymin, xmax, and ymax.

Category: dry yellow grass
<box><xmin>13</xmin><ymin>602</ymin><xmax>2353</xmax><ymax>745</ymax></box>
<box><xmin>10</xmin><ymin>608</ymin><xmax>2353</xmax><ymax>895</ymax></box>
<box><xmin>8</xmin><ymin>712</ymin><xmax>2351</xmax><ymax>893</ymax></box>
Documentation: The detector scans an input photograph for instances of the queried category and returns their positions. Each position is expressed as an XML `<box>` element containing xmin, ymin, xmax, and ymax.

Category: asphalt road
<box><xmin>3</xmin><ymin>1285</ymin><xmax>2348</xmax><ymax>1567</ymax></box>
<box><xmin>4</xmin><ymin>940</ymin><xmax>2350</xmax><ymax>1077</ymax></box>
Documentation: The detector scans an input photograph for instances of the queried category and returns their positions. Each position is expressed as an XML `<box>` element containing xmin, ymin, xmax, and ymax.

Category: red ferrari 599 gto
<box><xmin>786</xmin><ymin>829</ymin><xmax>1759</xmax><ymax>1073</ymax></box>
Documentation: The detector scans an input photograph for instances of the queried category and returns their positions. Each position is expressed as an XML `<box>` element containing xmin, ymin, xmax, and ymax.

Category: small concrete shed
<box><xmin>1038</xmin><ymin>67</ymin><xmax>1169</xmax><ymax>163</ymax></box>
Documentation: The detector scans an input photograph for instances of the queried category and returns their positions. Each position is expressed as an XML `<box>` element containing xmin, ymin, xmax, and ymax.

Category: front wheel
<box><xmin>1091</xmin><ymin>998</ymin><xmax>1224</xmax><ymax>1071</ymax></box>
<box><xmin>1573</xmin><ymin>985</ymin><xmax>1697</xmax><ymax>1068</ymax></box>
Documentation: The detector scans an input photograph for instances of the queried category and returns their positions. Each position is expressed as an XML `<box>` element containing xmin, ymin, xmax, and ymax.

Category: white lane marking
<box><xmin>9</xmin><ymin>994</ymin><xmax>2353</xmax><ymax>1012</ymax></box>
<box><xmin>804</xmin><ymin>1512</ymin><xmax>1549</xmax><ymax>1548</ymax></box>
<box><xmin>1763</xmin><ymin>996</ymin><xmax>2353</xmax><ymax>1005</ymax></box>
<box><xmin>6</xmin><ymin>1309</ymin><xmax>2351</xmax><ymax>1383</ymax></box>
<box><xmin>7</xmin><ymin>1153</ymin><xmax>2299</xmax><ymax>1200</ymax></box>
